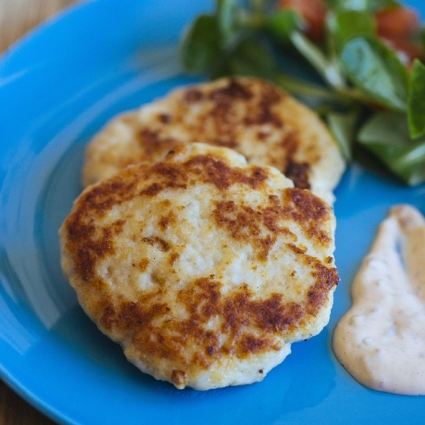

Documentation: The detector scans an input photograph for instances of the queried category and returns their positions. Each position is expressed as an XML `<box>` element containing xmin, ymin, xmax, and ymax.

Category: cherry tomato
<box><xmin>376</xmin><ymin>6</ymin><xmax>420</xmax><ymax>39</ymax></box>
<box><xmin>277</xmin><ymin>1</ymin><xmax>423</xmax><ymax>66</ymax></box>
<box><xmin>278</xmin><ymin>0</ymin><xmax>326</xmax><ymax>42</ymax></box>
<box><xmin>376</xmin><ymin>6</ymin><xmax>422</xmax><ymax>66</ymax></box>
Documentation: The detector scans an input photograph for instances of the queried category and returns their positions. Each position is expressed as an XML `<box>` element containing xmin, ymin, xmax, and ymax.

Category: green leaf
<box><xmin>265</xmin><ymin>9</ymin><xmax>303</xmax><ymax>43</ymax></box>
<box><xmin>408</xmin><ymin>59</ymin><xmax>425</xmax><ymax>139</ymax></box>
<box><xmin>273</xmin><ymin>72</ymin><xmax>347</xmax><ymax>110</ymax></box>
<box><xmin>290</xmin><ymin>31</ymin><xmax>345</xmax><ymax>89</ymax></box>
<box><xmin>358</xmin><ymin>111</ymin><xmax>425</xmax><ymax>185</ymax></box>
<box><xmin>216</xmin><ymin>0</ymin><xmax>240</xmax><ymax>46</ymax></box>
<box><xmin>358</xmin><ymin>111</ymin><xmax>409</xmax><ymax>146</ymax></box>
<box><xmin>325</xmin><ymin>0</ymin><xmax>369</xmax><ymax>11</ymax></box>
<box><xmin>212</xmin><ymin>38</ymin><xmax>278</xmax><ymax>79</ymax></box>
<box><xmin>327</xmin><ymin>10</ymin><xmax>375</xmax><ymax>49</ymax></box>
<box><xmin>179</xmin><ymin>15</ymin><xmax>221</xmax><ymax>74</ymax></box>
<box><xmin>340</xmin><ymin>37</ymin><xmax>409</xmax><ymax>111</ymax></box>
<box><xmin>326</xmin><ymin>110</ymin><xmax>360</xmax><ymax>160</ymax></box>
<box><xmin>325</xmin><ymin>0</ymin><xmax>399</xmax><ymax>11</ymax></box>
<box><xmin>366</xmin><ymin>0</ymin><xmax>400</xmax><ymax>10</ymax></box>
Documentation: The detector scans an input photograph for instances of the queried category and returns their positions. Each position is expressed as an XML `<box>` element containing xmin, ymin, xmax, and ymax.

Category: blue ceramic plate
<box><xmin>1</xmin><ymin>1</ymin><xmax>425</xmax><ymax>424</ymax></box>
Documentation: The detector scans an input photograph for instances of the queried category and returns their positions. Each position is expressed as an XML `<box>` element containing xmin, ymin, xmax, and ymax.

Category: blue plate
<box><xmin>1</xmin><ymin>0</ymin><xmax>425</xmax><ymax>424</ymax></box>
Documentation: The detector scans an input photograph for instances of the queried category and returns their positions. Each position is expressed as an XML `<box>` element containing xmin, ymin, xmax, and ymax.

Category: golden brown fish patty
<box><xmin>61</xmin><ymin>143</ymin><xmax>339</xmax><ymax>390</ymax></box>
<box><xmin>83</xmin><ymin>77</ymin><xmax>345</xmax><ymax>204</ymax></box>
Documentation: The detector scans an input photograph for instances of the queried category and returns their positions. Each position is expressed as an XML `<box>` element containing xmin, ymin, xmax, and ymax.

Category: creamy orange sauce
<box><xmin>333</xmin><ymin>204</ymin><xmax>425</xmax><ymax>395</ymax></box>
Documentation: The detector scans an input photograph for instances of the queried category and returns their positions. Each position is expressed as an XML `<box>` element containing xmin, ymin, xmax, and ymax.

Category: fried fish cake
<box><xmin>61</xmin><ymin>143</ymin><xmax>339</xmax><ymax>390</ymax></box>
<box><xmin>83</xmin><ymin>77</ymin><xmax>345</xmax><ymax>205</ymax></box>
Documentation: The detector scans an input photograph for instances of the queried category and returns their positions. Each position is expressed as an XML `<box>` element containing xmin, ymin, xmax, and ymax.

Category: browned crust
<box><xmin>92</xmin><ymin>269</ymin><xmax>338</xmax><ymax>381</ymax></box>
<box><xmin>180</xmin><ymin>79</ymin><xmax>312</xmax><ymax>188</ymax></box>
<box><xmin>62</xmin><ymin>148</ymin><xmax>339</xmax><ymax>385</ymax></box>
<box><xmin>88</xmin><ymin>78</ymin><xmax>334</xmax><ymax>190</ymax></box>
<box><xmin>67</xmin><ymin>155</ymin><xmax>333</xmax><ymax>282</ymax></box>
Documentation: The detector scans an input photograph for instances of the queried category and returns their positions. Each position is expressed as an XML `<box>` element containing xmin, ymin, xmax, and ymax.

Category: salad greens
<box><xmin>179</xmin><ymin>0</ymin><xmax>425</xmax><ymax>185</ymax></box>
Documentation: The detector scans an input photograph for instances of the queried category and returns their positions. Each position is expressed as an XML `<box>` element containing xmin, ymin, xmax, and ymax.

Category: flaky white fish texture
<box><xmin>61</xmin><ymin>143</ymin><xmax>339</xmax><ymax>390</ymax></box>
<box><xmin>83</xmin><ymin>77</ymin><xmax>345</xmax><ymax>205</ymax></box>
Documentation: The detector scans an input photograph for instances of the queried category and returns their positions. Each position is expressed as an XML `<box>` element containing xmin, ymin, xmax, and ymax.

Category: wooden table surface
<box><xmin>0</xmin><ymin>2</ymin><xmax>78</xmax><ymax>423</ymax></box>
